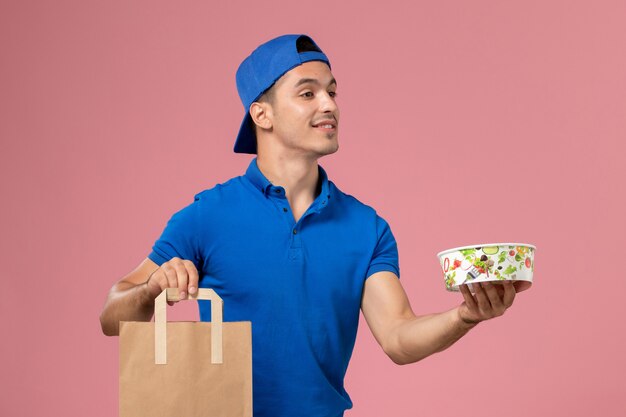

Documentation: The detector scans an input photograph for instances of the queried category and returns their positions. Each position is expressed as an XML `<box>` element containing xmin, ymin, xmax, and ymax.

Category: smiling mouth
<box><xmin>311</xmin><ymin>115</ymin><xmax>338</xmax><ymax>136</ymax></box>
<box><xmin>312</xmin><ymin>124</ymin><xmax>337</xmax><ymax>133</ymax></box>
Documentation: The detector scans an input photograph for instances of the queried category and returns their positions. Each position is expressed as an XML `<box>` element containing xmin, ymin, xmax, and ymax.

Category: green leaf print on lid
<box><xmin>460</xmin><ymin>248</ymin><xmax>476</xmax><ymax>256</ymax></box>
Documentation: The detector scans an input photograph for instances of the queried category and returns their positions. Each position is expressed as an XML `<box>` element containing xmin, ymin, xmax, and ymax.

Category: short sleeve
<box><xmin>365</xmin><ymin>215</ymin><xmax>400</xmax><ymax>279</ymax></box>
<box><xmin>148</xmin><ymin>198</ymin><xmax>202</xmax><ymax>268</ymax></box>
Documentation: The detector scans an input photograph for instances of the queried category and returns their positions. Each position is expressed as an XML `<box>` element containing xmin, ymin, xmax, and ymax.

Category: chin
<box><xmin>317</xmin><ymin>141</ymin><xmax>339</xmax><ymax>156</ymax></box>
<box><xmin>295</xmin><ymin>136</ymin><xmax>339</xmax><ymax>158</ymax></box>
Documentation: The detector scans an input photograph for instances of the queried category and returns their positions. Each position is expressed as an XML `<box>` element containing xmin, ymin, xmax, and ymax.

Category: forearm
<box><xmin>99</xmin><ymin>281</ymin><xmax>155</xmax><ymax>336</ymax></box>
<box><xmin>390</xmin><ymin>307</ymin><xmax>476</xmax><ymax>365</ymax></box>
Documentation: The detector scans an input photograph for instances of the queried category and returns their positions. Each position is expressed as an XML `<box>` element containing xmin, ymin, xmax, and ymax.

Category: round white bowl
<box><xmin>437</xmin><ymin>243</ymin><xmax>536</xmax><ymax>292</ymax></box>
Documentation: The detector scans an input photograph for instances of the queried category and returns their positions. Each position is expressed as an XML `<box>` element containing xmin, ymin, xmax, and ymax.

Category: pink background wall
<box><xmin>1</xmin><ymin>1</ymin><xmax>624</xmax><ymax>416</ymax></box>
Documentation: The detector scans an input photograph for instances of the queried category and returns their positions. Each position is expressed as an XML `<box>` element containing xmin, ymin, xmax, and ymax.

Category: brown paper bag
<box><xmin>119</xmin><ymin>288</ymin><xmax>252</xmax><ymax>417</ymax></box>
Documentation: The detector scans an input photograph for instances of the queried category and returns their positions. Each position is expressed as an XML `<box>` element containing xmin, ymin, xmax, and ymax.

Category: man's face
<box><xmin>262</xmin><ymin>61</ymin><xmax>340</xmax><ymax>157</ymax></box>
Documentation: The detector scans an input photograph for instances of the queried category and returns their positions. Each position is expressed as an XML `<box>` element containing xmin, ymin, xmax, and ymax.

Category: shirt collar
<box><xmin>245</xmin><ymin>157</ymin><xmax>272</xmax><ymax>195</ymax></box>
<box><xmin>244</xmin><ymin>157</ymin><xmax>331</xmax><ymax>204</ymax></box>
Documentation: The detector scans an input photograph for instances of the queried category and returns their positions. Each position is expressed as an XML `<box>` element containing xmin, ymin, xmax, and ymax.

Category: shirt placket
<box><xmin>267</xmin><ymin>185</ymin><xmax>327</xmax><ymax>262</ymax></box>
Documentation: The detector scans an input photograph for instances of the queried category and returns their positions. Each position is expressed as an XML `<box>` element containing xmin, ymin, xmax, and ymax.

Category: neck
<box><xmin>256</xmin><ymin>153</ymin><xmax>321</xmax><ymax>205</ymax></box>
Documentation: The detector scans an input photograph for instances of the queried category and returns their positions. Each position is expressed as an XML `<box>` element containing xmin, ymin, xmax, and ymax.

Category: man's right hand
<box><xmin>145</xmin><ymin>257</ymin><xmax>200</xmax><ymax>304</ymax></box>
<box><xmin>100</xmin><ymin>257</ymin><xmax>201</xmax><ymax>335</ymax></box>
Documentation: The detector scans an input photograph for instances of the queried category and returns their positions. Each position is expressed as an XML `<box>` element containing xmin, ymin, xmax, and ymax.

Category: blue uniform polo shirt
<box><xmin>148</xmin><ymin>157</ymin><xmax>400</xmax><ymax>417</ymax></box>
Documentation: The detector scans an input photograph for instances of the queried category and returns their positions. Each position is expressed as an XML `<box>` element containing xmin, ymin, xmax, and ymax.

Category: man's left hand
<box><xmin>457</xmin><ymin>281</ymin><xmax>516</xmax><ymax>325</ymax></box>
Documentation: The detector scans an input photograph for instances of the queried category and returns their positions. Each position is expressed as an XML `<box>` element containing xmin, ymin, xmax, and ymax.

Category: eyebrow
<box><xmin>293</xmin><ymin>77</ymin><xmax>337</xmax><ymax>89</ymax></box>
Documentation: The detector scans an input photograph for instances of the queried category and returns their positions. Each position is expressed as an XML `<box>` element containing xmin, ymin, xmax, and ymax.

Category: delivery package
<box><xmin>119</xmin><ymin>288</ymin><xmax>252</xmax><ymax>417</ymax></box>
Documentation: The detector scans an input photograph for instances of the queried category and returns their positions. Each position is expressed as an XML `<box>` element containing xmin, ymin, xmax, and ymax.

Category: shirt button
<box><xmin>293</xmin><ymin>229</ymin><xmax>297</xmax><ymax>234</ymax></box>
<box><xmin>283</xmin><ymin>207</ymin><xmax>288</xmax><ymax>212</ymax></box>
<box><xmin>275</xmin><ymin>189</ymin><xmax>281</xmax><ymax>194</ymax></box>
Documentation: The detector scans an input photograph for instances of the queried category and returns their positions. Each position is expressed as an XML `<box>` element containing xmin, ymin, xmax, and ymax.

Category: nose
<box><xmin>319</xmin><ymin>91</ymin><xmax>338</xmax><ymax>114</ymax></box>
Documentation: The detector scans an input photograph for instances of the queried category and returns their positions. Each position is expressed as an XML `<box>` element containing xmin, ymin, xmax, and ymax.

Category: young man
<box><xmin>100</xmin><ymin>34</ymin><xmax>516</xmax><ymax>417</ymax></box>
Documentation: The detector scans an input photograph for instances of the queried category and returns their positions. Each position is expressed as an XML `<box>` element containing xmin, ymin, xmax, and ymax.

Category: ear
<box><xmin>249</xmin><ymin>102</ymin><xmax>273</xmax><ymax>131</ymax></box>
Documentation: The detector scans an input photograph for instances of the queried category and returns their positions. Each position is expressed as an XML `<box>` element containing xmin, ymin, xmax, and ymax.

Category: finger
<box><xmin>459</xmin><ymin>284</ymin><xmax>477</xmax><ymax>310</ymax></box>
<box><xmin>481</xmin><ymin>282</ymin><xmax>504</xmax><ymax>313</ymax></box>
<box><xmin>472</xmin><ymin>282</ymin><xmax>491</xmax><ymax>313</ymax></box>
<box><xmin>493</xmin><ymin>282</ymin><xmax>505</xmax><ymax>298</ymax></box>
<box><xmin>161</xmin><ymin>262</ymin><xmax>179</xmax><ymax>290</ymax></box>
<box><xmin>183</xmin><ymin>260</ymin><xmax>199</xmax><ymax>295</ymax></box>
<box><xmin>172</xmin><ymin>260</ymin><xmax>189</xmax><ymax>299</ymax></box>
<box><xmin>502</xmin><ymin>281</ymin><xmax>516</xmax><ymax>308</ymax></box>
<box><xmin>162</xmin><ymin>262</ymin><xmax>179</xmax><ymax>304</ymax></box>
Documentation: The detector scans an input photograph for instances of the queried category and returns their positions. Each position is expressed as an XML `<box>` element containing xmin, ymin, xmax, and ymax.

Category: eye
<box><xmin>329</xmin><ymin>91</ymin><xmax>337</xmax><ymax>98</ymax></box>
<box><xmin>301</xmin><ymin>91</ymin><xmax>314</xmax><ymax>98</ymax></box>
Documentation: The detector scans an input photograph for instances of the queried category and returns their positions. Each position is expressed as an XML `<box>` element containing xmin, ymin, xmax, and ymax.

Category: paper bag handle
<box><xmin>154</xmin><ymin>288</ymin><xmax>223</xmax><ymax>365</ymax></box>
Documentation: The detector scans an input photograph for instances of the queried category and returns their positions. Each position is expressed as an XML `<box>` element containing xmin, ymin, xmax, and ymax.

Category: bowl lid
<box><xmin>437</xmin><ymin>243</ymin><xmax>536</xmax><ymax>258</ymax></box>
